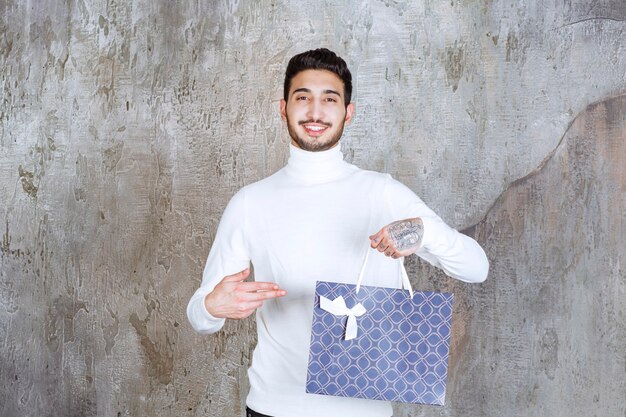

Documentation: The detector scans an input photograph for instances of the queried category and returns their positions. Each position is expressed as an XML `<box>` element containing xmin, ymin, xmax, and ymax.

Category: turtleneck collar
<box><xmin>284</xmin><ymin>143</ymin><xmax>352</xmax><ymax>183</ymax></box>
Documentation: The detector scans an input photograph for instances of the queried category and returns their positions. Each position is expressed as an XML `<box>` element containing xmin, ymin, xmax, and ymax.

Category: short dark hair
<box><xmin>283</xmin><ymin>48</ymin><xmax>352</xmax><ymax>106</ymax></box>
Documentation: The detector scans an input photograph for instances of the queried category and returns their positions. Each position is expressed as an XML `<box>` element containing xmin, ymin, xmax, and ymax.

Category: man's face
<box><xmin>280</xmin><ymin>69</ymin><xmax>355</xmax><ymax>152</ymax></box>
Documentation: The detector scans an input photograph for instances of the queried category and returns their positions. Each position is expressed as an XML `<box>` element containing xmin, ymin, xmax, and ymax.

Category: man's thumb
<box><xmin>223</xmin><ymin>268</ymin><xmax>250</xmax><ymax>282</ymax></box>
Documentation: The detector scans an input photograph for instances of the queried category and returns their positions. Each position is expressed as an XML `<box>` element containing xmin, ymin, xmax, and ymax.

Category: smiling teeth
<box><xmin>306</xmin><ymin>126</ymin><xmax>326</xmax><ymax>131</ymax></box>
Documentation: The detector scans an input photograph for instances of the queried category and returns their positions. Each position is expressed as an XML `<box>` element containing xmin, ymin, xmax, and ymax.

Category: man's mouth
<box><xmin>300</xmin><ymin>121</ymin><xmax>331</xmax><ymax>137</ymax></box>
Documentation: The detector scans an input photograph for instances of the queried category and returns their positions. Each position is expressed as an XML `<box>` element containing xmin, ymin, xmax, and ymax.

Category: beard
<box><xmin>285</xmin><ymin>115</ymin><xmax>346</xmax><ymax>152</ymax></box>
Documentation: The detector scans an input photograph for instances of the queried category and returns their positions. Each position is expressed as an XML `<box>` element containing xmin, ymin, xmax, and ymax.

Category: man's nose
<box><xmin>306</xmin><ymin>99</ymin><xmax>324</xmax><ymax>121</ymax></box>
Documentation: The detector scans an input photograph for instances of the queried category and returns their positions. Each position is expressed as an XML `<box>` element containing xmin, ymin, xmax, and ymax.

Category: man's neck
<box><xmin>284</xmin><ymin>142</ymin><xmax>348</xmax><ymax>183</ymax></box>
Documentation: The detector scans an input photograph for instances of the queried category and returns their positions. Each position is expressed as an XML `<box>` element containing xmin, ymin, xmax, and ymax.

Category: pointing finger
<box><xmin>238</xmin><ymin>281</ymin><xmax>282</xmax><ymax>292</ymax></box>
<box><xmin>242</xmin><ymin>289</ymin><xmax>287</xmax><ymax>302</ymax></box>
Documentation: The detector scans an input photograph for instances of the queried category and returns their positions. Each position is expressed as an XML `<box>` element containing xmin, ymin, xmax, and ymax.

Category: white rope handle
<box><xmin>356</xmin><ymin>247</ymin><xmax>414</xmax><ymax>298</ymax></box>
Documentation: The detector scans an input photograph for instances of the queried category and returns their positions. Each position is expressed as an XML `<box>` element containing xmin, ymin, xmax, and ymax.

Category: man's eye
<box><xmin>325</xmin><ymin>97</ymin><xmax>337</xmax><ymax>102</ymax></box>
<box><xmin>296</xmin><ymin>96</ymin><xmax>308</xmax><ymax>101</ymax></box>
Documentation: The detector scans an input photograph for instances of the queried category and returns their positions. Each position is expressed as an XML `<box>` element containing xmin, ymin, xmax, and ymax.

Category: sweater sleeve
<box><xmin>383</xmin><ymin>175</ymin><xmax>489</xmax><ymax>283</ymax></box>
<box><xmin>186</xmin><ymin>188</ymin><xmax>251</xmax><ymax>334</ymax></box>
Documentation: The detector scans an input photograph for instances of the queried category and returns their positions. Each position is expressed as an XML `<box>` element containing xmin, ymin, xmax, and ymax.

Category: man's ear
<box><xmin>344</xmin><ymin>102</ymin><xmax>355</xmax><ymax>124</ymax></box>
<box><xmin>280</xmin><ymin>99</ymin><xmax>287</xmax><ymax>121</ymax></box>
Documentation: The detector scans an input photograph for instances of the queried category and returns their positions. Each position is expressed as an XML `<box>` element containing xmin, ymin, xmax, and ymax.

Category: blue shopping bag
<box><xmin>305</xmin><ymin>251</ymin><xmax>454</xmax><ymax>405</ymax></box>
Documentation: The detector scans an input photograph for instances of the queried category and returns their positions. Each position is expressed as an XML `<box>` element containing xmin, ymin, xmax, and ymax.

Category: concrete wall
<box><xmin>1</xmin><ymin>1</ymin><xmax>624</xmax><ymax>416</ymax></box>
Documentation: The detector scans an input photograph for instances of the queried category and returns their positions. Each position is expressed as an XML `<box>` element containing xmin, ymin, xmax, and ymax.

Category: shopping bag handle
<box><xmin>356</xmin><ymin>248</ymin><xmax>414</xmax><ymax>298</ymax></box>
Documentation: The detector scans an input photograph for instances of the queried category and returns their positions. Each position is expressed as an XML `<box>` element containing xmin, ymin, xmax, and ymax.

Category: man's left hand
<box><xmin>369</xmin><ymin>217</ymin><xmax>424</xmax><ymax>259</ymax></box>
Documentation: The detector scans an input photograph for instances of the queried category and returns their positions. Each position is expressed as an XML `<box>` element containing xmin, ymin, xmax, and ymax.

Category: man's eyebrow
<box><xmin>291</xmin><ymin>88</ymin><xmax>342</xmax><ymax>97</ymax></box>
<box><xmin>292</xmin><ymin>88</ymin><xmax>311</xmax><ymax>95</ymax></box>
<box><xmin>322</xmin><ymin>89</ymin><xmax>341</xmax><ymax>96</ymax></box>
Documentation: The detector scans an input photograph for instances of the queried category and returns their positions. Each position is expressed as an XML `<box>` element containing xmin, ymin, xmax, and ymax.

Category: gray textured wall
<box><xmin>1</xmin><ymin>1</ymin><xmax>624</xmax><ymax>416</ymax></box>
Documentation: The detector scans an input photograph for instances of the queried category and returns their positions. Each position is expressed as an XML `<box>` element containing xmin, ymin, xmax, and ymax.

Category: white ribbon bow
<box><xmin>320</xmin><ymin>296</ymin><xmax>367</xmax><ymax>341</ymax></box>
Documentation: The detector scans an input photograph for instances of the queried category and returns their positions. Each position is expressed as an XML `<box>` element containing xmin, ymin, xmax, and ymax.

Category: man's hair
<box><xmin>283</xmin><ymin>48</ymin><xmax>352</xmax><ymax>106</ymax></box>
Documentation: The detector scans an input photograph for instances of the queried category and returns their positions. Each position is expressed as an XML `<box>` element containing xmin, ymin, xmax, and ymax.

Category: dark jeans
<box><xmin>246</xmin><ymin>407</ymin><xmax>273</xmax><ymax>417</ymax></box>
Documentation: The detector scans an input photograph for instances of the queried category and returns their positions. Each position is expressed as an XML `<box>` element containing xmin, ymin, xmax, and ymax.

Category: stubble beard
<box><xmin>285</xmin><ymin>115</ymin><xmax>346</xmax><ymax>152</ymax></box>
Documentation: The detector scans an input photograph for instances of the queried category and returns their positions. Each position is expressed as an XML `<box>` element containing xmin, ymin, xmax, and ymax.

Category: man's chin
<box><xmin>293</xmin><ymin>137</ymin><xmax>339</xmax><ymax>152</ymax></box>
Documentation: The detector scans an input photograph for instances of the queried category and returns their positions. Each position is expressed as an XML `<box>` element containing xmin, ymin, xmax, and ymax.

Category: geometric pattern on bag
<box><xmin>306</xmin><ymin>281</ymin><xmax>454</xmax><ymax>405</ymax></box>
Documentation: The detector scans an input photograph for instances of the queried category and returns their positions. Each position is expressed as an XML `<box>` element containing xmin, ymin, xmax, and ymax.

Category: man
<box><xmin>187</xmin><ymin>48</ymin><xmax>489</xmax><ymax>417</ymax></box>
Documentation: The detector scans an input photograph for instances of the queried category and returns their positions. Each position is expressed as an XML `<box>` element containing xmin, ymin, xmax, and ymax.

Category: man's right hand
<box><xmin>204</xmin><ymin>268</ymin><xmax>287</xmax><ymax>319</ymax></box>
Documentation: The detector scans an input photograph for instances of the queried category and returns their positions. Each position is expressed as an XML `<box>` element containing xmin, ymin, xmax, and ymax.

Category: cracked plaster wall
<box><xmin>0</xmin><ymin>1</ymin><xmax>624</xmax><ymax>416</ymax></box>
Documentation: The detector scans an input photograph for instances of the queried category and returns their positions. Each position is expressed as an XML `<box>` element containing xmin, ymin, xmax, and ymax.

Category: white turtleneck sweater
<box><xmin>187</xmin><ymin>144</ymin><xmax>488</xmax><ymax>417</ymax></box>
